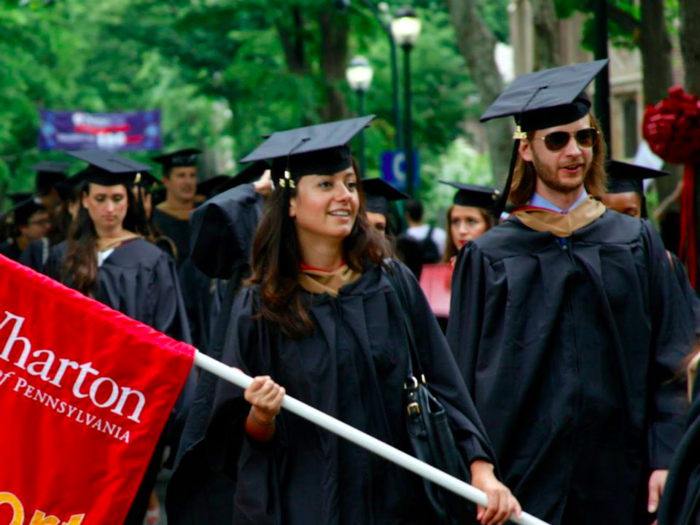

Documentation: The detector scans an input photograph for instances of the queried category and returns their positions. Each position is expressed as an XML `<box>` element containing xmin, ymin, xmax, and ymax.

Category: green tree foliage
<box><xmin>553</xmin><ymin>0</ymin><xmax>678</xmax><ymax>50</ymax></box>
<box><xmin>0</xmin><ymin>0</ymin><xmax>505</xmax><ymax>212</ymax></box>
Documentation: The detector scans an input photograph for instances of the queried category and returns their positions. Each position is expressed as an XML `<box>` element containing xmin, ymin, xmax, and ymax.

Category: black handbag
<box><xmin>385</xmin><ymin>269</ymin><xmax>477</xmax><ymax>524</ymax></box>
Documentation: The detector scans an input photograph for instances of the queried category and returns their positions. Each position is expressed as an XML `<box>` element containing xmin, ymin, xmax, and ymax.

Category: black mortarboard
<box><xmin>8</xmin><ymin>196</ymin><xmax>46</xmax><ymax>226</ymax></box>
<box><xmin>213</xmin><ymin>161</ymin><xmax>270</xmax><ymax>195</ymax></box>
<box><xmin>8</xmin><ymin>192</ymin><xmax>34</xmax><ymax>206</ymax></box>
<box><xmin>361</xmin><ymin>178</ymin><xmax>409</xmax><ymax>216</ymax></box>
<box><xmin>480</xmin><ymin>60</ymin><xmax>608</xmax><ymax>217</ymax></box>
<box><xmin>439</xmin><ymin>181</ymin><xmax>501</xmax><ymax>209</ymax></box>
<box><xmin>481</xmin><ymin>60</ymin><xmax>608</xmax><ymax>132</ymax></box>
<box><xmin>241</xmin><ymin>116</ymin><xmax>375</xmax><ymax>183</ymax></box>
<box><xmin>151</xmin><ymin>148</ymin><xmax>201</xmax><ymax>169</ymax></box>
<box><xmin>606</xmin><ymin>160</ymin><xmax>670</xmax><ymax>195</ymax></box>
<box><xmin>196</xmin><ymin>175</ymin><xmax>231</xmax><ymax>200</ymax></box>
<box><xmin>66</xmin><ymin>150</ymin><xmax>153</xmax><ymax>186</ymax></box>
<box><xmin>31</xmin><ymin>161</ymin><xmax>70</xmax><ymax>195</ymax></box>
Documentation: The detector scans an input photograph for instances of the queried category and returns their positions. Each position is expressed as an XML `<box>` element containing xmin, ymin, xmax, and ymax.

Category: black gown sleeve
<box><xmin>445</xmin><ymin>242</ymin><xmax>491</xmax><ymax>399</ymax></box>
<box><xmin>189</xmin><ymin>184</ymin><xmax>263</xmax><ymax>279</ymax></box>
<box><xmin>643</xmin><ymin>220</ymin><xmax>696</xmax><ymax>470</ymax></box>
<box><xmin>205</xmin><ymin>287</ymin><xmax>284</xmax><ymax>525</ymax></box>
<box><xmin>390</xmin><ymin>261</ymin><xmax>496</xmax><ymax>468</ymax></box>
<box><xmin>146</xmin><ymin>249</ymin><xmax>193</xmax><ymax>344</ymax></box>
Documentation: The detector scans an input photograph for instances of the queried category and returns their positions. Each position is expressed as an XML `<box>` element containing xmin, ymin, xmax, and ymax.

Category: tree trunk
<box><xmin>445</xmin><ymin>0</ymin><xmax>513</xmax><ymax>186</ymax></box>
<box><xmin>638</xmin><ymin>0</ymin><xmax>673</xmax><ymax>106</ymax></box>
<box><xmin>680</xmin><ymin>0</ymin><xmax>700</xmax><ymax>96</ymax></box>
<box><xmin>275</xmin><ymin>8</ymin><xmax>309</xmax><ymax>75</ymax></box>
<box><xmin>531</xmin><ymin>0</ymin><xmax>560</xmax><ymax>70</ymax></box>
<box><xmin>319</xmin><ymin>9</ymin><xmax>350</xmax><ymax>121</ymax></box>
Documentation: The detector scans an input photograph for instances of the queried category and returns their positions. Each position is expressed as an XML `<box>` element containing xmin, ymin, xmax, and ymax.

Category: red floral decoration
<box><xmin>643</xmin><ymin>86</ymin><xmax>700</xmax><ymax>288</ymax></box>
<box><xmin>643</xmin><ymin>86</ymin><xmax>700</xmax><ymax>165</ymax></box>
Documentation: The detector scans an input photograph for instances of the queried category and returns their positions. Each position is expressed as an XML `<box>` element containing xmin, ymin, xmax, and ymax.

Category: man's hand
<box><xmin>648</xmin><ymin>469</ymin><xmax>668</xmax><ymax>524</ymax></box>
<box><xmin>253</xmin><ymin>170</ymin><xmax>273</xmax><ymax>197</ymax></box>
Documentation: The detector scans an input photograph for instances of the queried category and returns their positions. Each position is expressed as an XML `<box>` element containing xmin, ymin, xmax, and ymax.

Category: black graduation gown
<box><xmin>19</xmin><ymin>238</ymin><xmax>51</xmax><ymax>272</ymax></box>
<box><xmin>153</xmin><ymin>208</ymin><xmax>191</xmax><ymax>267</ymax></box>
<box><xmin>447</xmin><ymin>210</ymin><xmax>694</xmax><ymax>525</ymax></box>
<box><xmin>165</xmin><ymin>276</ymin><xmax>244</xmax><ymax>525</ymax></box>
<box><xmin>196</xmin><ymin>262</ymin><xmax>494</xmax><ymax>525</ymax></box>
<box><xmin>166</xmin><ymin>184</ymin><xmax>263</xmax><ymax>524</ymax></box>
<box><xmin>658</xmin><ymin>372</ymin><xmax>700</xmax><ymax>525</ymax></box>
<box><xmin>45</xmin><ymin>238</ymin><xmax>191</xmax><ymax>342</ymax></box>
<box><xmin>178</xmin><ymin>257</ymin><xmax>226</xmax><ymax>356</ymax></box>
<box><xmin>188</xmin><ymin>183</ymin><xmax>264</xmax><ymax>279</ymax></box>
<box><xmin>0</xmin><ymin>239</ymin><xmax>23</xmax><ymax>262</ymax></box>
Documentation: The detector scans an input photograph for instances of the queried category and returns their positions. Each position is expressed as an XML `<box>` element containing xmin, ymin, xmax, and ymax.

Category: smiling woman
<box><xmin>167</xmin><ymin>117</ymin><xmax>522</xmax><ymax>525</ymax></box>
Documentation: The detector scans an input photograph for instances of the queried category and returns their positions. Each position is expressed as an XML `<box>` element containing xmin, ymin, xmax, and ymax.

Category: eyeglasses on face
<box><xmin>533</xmin><ymin>128</ymin><xmax>599</xmax><ymax>152</ymax></box>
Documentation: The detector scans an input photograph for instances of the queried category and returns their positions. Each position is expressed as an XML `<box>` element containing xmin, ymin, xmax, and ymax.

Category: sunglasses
<box><xmin>534</xmin><ymin>128</ymin><xmax>599</xmax><ymax>152</ymax></box>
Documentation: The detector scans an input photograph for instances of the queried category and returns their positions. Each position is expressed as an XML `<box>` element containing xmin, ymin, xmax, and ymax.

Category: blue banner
<box><xmin>38</xmin><ymin>110</ymin><xmax>162</xmax><ymax>151</ymax></box>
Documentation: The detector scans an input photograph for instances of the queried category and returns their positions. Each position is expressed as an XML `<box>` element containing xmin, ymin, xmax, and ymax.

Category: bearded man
<box><xmin>447</xmin><ymin>61</ymin><xmax>694</xmax><ymax>525</ymax></box>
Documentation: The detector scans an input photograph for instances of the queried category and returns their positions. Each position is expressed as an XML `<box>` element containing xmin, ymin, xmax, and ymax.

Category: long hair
<box><xmin>509</xmin><ymin>113</ymin><xmax>608</xmax><ymax>207</ymax></box>
<box><xmin>442</xmin><ymin>205</ymin><xmax>495</xmax><ymax>262</ymax></box>
<box><xmin>63</xmin><ymin>183</ymin><xmax>138</xmax><ymax>297</ymax></box>
<box><xmin>49</xmin><ymin>185</ymin><xmax>82</xmax><ymax>246</ymax></box>
<box><xmin>246</xmin><ymin>168</ymin><xmax>393</xmax><ymax>339</ymax></box>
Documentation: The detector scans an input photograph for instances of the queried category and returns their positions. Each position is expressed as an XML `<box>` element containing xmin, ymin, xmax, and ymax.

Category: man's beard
<box><xmin>531</xmin><ymin>153</ymin><xmax>591</xmax><ymax>195</ymax></box>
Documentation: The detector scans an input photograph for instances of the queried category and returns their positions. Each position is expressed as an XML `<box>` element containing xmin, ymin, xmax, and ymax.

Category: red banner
<box><xmin>0</xmin><ymin>256</ymin><xmax>194</xmax><ymax>525</ymax></box>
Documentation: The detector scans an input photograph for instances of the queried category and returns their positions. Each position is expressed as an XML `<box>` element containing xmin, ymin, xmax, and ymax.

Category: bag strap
<box><xmin>383</xmin><ymin>266</ymin><xmax>427</xmax><ymax>384</ymax></box>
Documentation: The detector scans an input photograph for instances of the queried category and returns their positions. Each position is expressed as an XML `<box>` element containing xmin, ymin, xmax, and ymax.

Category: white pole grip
<box><xmin>194</xmin><ymin>351</ymin><xmax>549</xmax><ymax>525</ymax></box>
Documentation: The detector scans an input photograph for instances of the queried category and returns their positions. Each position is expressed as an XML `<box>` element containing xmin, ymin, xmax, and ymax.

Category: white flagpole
<box><xmin>194</xmin><ymin>350</ymin><xmax>549</xmax><ymax>525</ymax></box>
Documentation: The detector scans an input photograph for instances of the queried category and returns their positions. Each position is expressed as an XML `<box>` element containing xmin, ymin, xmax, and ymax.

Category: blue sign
<box><xmin>380</xmin><ymin>150</ymin><xmax>419</xmax><ymax>192</ymax></box>
<box><xmin>39</xmin><ymin>110</ymin><xmax>162</xmax><ymax>151</ymax></box>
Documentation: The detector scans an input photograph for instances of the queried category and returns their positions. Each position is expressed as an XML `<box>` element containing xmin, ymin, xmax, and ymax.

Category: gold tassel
<box><xmin>280</xmin><ymin>170</ymin><xmax>295</xmax><ymax>189</ymax></box>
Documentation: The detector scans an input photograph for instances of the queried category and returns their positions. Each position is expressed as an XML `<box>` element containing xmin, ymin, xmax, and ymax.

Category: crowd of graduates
<box><xmin>5</xmin><ymin>59</ymin><xmax>700</xmax><ymax>525</ymax></box>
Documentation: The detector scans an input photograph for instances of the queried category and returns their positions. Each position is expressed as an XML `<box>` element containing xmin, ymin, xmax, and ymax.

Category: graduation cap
<box><xmin>361</xmin><ymin>178</ymin><xmax>409</xmax><ymax>216</ymax></box>
<box><xmin>480</xmin><ymin>60</ymin><xmax>608</xmax><ymax>216</ymax></box>
<box><xmin>439</xmin><ymin>181</ymin><xmax>501</xmax><ymax>210</ymax></box>
<box><xmin>241</xmin><ymin>116</ymin><xmax>375</xmax><ymax>186</ymax></box>
<box><xmin>606</xmin><ymin>160</ymin><xmax>670</xmax><ymax>195</ymax></box>
<box><xmin>66</xmin><ymin>150</ymin><xmax>153</xmax><ymax>186</ymax></box>
<box><xmin>31</xmin><ymin>161</ymin><xmax>70</xmax><ymax>196</ymax></box>
<box><xmin>151</xmin><ymin>148</ymin><xmax>201</xmax><ymax>170</ymax></box>
<box><xmin>481</xmin><ymin>60</ymin><xmax>607</xmax><ymax>132</ymax></box>
<box><xmin>7</xmin><ymin>194</ymin><xmax>47</xmax><ymax>226</ymax></box>
<box><xmin>213</xmin><ymin>161</ymin><xmax>270</xmax><ymax>195</ymax></box>
<box><xmin>606</xmin><ymin>160</ymin><xmax>671</xmax><ymax>218</ymax></box>
<box><xmin>196</xmin><ymin>175</ymin><xmax>231</xmax><ymax>200</ymax></box>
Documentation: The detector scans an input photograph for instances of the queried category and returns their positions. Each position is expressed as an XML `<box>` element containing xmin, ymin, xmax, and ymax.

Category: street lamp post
<box><xmin>339</xmin><ymin>1</ymin><xmax>402</xmax><ymax>151</ymax></box>
<box><xmin>346</xmin><ymin>56</ymin><xmax>374</xmax><ymax>178</ymax></box>
<box><xmin>391</xmin><ymin>7</ymin><xmax>421</xmax><ymax>197</ymax></box>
